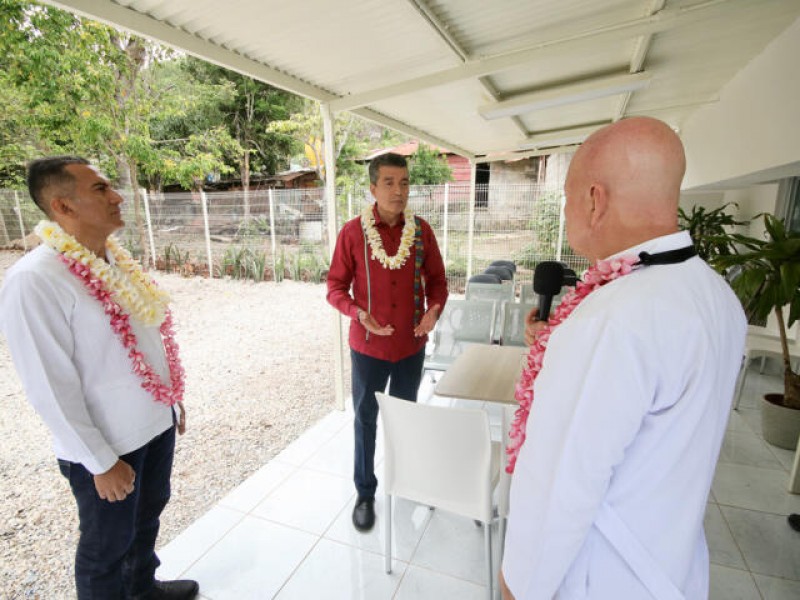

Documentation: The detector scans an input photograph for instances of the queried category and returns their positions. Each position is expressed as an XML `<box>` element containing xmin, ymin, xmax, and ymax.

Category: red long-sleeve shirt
<box><xmin>326</xmin><ymin>206</ymin><xmax>448</xmax><ymax>362</ymax></box>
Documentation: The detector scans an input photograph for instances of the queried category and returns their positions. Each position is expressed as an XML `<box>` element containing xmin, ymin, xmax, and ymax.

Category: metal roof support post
<box><xmin>466</xmin><ymin>161</ymin><xmax>476</xmax><ymax>280</ymax></box>
<box><xmin>322</xmin><ymin>103</ymin><xmax>345</xmax><ymax>411</ymax></box>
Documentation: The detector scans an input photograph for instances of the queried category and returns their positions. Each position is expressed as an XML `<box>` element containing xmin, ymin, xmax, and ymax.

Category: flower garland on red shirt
<box><xmin>35</xmin><ymin>221</ymin><xmax>185</xmax><ymax>407</ymax></box>
<box><xmin>361</xmin><ymin>204</ymin><xmax>416</xmax><ymax>270</ymax></box>
<box><xmin>506</xmin><ymin>256</ymin><xmax>639</xmax><ymax>473</ymax></box>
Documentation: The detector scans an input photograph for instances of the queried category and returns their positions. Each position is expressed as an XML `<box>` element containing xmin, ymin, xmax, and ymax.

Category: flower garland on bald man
<box><xmin>506</xmin><ymin>256</ymin><xmax>639</xmax><ymax>473</ymax></box>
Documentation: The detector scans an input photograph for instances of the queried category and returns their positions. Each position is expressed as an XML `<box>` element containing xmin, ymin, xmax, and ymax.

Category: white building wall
<box><xmin>681</xmin><ymin>16</ymin><xmax>800</xmax><ymax>190</ymax></box>
<box><xmin>723</xmin><ymin>183</ymin><xmax>780</xmax><ymax>237</ymax></box>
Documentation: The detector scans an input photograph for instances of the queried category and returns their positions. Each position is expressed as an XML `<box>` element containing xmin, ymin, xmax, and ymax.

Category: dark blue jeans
<box><xmin>58</xmin><ymin>425</ymin><xmax>176</xmax><ymax>600</ymax></box>
<box><xmin>351</xmin><ymin>348</ymin><xmax>425</xmax><ymax>500</ymax></box>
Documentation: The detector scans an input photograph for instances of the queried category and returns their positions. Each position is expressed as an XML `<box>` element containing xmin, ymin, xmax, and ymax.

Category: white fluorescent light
<box><xmin>480</xmin><ymin>72</ymin><xmax>652</xmax><ymax>120</ymax></box>
<box><xmin>518</xmin><ymin>125</ymin><xmax>605</xmax><ymax>151</ymax></box>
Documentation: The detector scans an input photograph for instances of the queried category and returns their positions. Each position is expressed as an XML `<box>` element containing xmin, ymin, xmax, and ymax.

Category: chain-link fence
<box><xmin>0</xmin><ymin>183</ymin><xmax>588</xmax><ymax>294</ymax></box>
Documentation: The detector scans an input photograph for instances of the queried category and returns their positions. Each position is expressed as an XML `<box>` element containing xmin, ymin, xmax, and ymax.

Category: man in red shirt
<box><xmin>327</xmin><ymin>152</ymin><xmax>448</xmax><ymax>531</ymax></box>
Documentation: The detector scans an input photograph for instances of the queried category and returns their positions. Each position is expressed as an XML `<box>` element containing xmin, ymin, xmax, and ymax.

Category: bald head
<box><xmin>564</xmin><ymin>117</ymin><xmax>686</xmax><ymax>261</ymax></box>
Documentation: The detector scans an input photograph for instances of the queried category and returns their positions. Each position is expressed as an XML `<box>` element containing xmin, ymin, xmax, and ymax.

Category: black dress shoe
<box><xmin>352</xmin><ymin>497</ymin><xmax>375</xmax><ymax>532</ymax></box>
<box><xmin>789</xmin><ymin>513</ymin><xmax>800</xmax><ymax>533</ymax></box>
<box><xmin>144</xmin><ymin>579</ymin><xmax>200</xmax><ymax>599</ymax></box>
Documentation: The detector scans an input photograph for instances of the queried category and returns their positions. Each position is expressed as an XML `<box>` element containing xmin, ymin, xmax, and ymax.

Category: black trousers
<box><xmin>350</xmin><ymin>348</ymin><xmax>425</xmax><ymax>499</ymax></box>
<box><xmin>59</xmin><ymin>425</ymin><xmax>175</xmax><ymax>600</ymax></box>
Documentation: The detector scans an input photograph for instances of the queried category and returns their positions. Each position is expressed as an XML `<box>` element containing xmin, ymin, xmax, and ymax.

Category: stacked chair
<box><xmin>426</xmin><ymin>260</ymin><xmax>580</xmax><ymax>372</ymax></box>
<box><xmin>423</xmin><ymin>298</ymin><xmax>498</xmax><ymax>374</ymax></box>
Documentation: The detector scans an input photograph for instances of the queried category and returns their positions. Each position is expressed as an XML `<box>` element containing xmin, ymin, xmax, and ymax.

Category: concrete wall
<box><xmin>489</xmin><ymin>158</ymin><xmax>539</xmax><ymax>186</ymax></box>
<box><xmin>681</xmin><ymin>16</ymin><xmax>800</xmax><ymax>190</ymax></box>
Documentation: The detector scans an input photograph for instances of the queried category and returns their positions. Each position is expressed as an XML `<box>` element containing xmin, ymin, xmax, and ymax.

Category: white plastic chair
<box><xmin>519</xmin><ymin>281</ymin><xmax>536</xmax><ymax>304</ymax></box>
<box><xmin>500</xmin><ymin>302</ymin><xmax>537</xmax><ymax>346</ymax></box>
<box><xmin>376</xmin><ymin>392</ymin><xmax>502</xmax><ymax>599</ymax></box>
<box><xmin>466</xmin><ymin>281</ymin><xmax>515</xmax><ymax>304</ymax></box>
<box><xmin>424</xmin><ymin>299</ymin><xmax>497</xmax><ymax>373</ymax></box>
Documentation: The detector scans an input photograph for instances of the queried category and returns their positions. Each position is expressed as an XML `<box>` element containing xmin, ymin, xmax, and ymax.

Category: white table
<box><xmin>434</xmin><ymin>344</ymin><xmax>526</xmax><ymax>405</ymax></box>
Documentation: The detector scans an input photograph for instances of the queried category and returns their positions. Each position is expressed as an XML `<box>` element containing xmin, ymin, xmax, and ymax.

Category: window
<box><xmin>777</xmin><ymin>177</ymin><xmax>800</xmax><ymax>233</ymax></box>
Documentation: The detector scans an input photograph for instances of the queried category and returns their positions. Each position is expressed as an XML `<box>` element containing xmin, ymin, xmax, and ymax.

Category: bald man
<box><xmin>501</xmin><ymin>118</ymin><xmax>746</xmax><ymax>599</ymax></box>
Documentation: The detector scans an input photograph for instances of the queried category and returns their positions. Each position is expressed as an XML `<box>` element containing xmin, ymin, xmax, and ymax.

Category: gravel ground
<box><xmin>0</xmin><ymin>250</ymin><xmax>344</xmax><ymax>599</ymax></box>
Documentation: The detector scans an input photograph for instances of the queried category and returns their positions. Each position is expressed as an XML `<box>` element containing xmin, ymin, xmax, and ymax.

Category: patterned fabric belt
<box><xmin>413</xmin><ymin>216</ymin><xmax>424</xmax><ymax>326</ymax></box>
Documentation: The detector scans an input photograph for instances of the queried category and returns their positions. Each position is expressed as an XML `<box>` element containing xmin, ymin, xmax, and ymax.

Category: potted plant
<box><xmin>712</xmin><ymin>214</ymin><xmax>800</xmax><ymax>449</ymax></box>
<box><xmin>678</xmin><ymin>202</ymin><xmax>748</xmax><ymax>262</ymax></box>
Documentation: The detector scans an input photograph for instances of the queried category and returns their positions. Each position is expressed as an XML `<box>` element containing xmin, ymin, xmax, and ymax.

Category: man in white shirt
<box><xmin>0</xmin><ymin>157</ymin><xmax>199</xmax><ymax>600</ymax></box>
<box><xmin>501</xmin><ymin>118</ymin><xmax>746</xmax><ymax>599</ymax></box>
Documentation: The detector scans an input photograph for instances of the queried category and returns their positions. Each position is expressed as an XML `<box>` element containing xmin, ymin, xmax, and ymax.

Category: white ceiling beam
<box><xmin>43</xmin><ymin>0</ymin><xmax>339</xmax><ymax>102</ymax></box>
<box><xmin>479</xmin><ymin>72</ymin><xmax>652</xmax><ymax>120</ymax></box>
<box><xmin>405</xmin><ymin>0</ymin><xmax>468</xmax><ymax>61</ymax></box>
<box><xmin>517</xmin><ymin>124</ymin><xmax>607</xmax><ymax>151</ymax></box>
<box><xmin>350</xmin><ymin>108</ymin><xmax>475</xmax><ymax>159</ymax></box>
<box><xmin>615</xmin><ymin>0</ymin><xmax>666</xmax><ymax>121</ymax></box>
<box><xmin>405</xmin><ymin>0</ymin><xmax>528</xmax><ymax>136</ymax></box>
<box><xmin>42</xmin><ymin>0</ymin><xmax>476</xmax><ymax>159</ymax></box>
<box><xmin>476</xmin><ymin>145</ymin><xmax>582</xmax><ymax>164</ymax></box>
<box><xmin>329</xmin><ymin>0</ymin><xmax>733</xmax><ymax>112</ymax></box>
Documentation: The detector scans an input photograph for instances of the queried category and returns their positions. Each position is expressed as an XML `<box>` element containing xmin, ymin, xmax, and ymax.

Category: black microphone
<box><xmin>560</xmin><ymin>264</ymin><xmax>578</xmax><ymax>287</ymax></box>
<box><xmin>533</xmin><ymin>261</ymin><xmax>565</xmax><ymax>321</ymax></box>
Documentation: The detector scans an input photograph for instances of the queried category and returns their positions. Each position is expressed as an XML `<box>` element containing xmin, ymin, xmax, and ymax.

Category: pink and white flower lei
<box><xmin>60</xmin><ymin>253</ymin><xmax>185</xmax><ymax>406</ymax></box>
<box><xmin>506</xmin><ymin>256</ymin><xmax>639</xmax><ymax>473</ymax></box>
<box><xmin>35</xmin><ymin>220</ymin><xmax>186</xmax><ymax>407</ymax></box>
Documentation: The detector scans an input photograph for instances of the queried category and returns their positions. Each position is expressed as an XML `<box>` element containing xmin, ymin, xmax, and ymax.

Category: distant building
<box><xmin>263</xmin><ymin>168</ymin><xmax>321</xmax><ymax>190</ymax></box>
<box><xmin>162</xmin><ymin>168</ymin><xmax>322</xmax><ymax>193</ymax></box>
<box><xmin>362</xmin><ymin>140</ymin><xmax>472</xmax><ymax>182</ymax></box>
<box><xmin>363</xmin><ymin>140</ymin><xmax>566</xmax><ymax>212</ymax></box>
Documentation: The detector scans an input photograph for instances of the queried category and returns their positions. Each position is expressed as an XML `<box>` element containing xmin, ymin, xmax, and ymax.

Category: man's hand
<box><xmin>357</xmin><ymin>309</ymin><xmax>394</xmax><ymax>336</ymax></box>
<box><xmin>413</xmin><ymin>304</ymin><xmax>441</xmax><ymax>337</ymax></box>
<box><xmin>524</xmin><ymin>306</ymin><xmax>549</xmax><ymax>346</ymax></box>
<box><xmin>499</xmin><ymin>569</ymin><xmax>516</xmax><ymax>600</ymax></box>
<box><xmin>94</xmin><ymin>459</ymin><xmax>135</xmax><ymax>502</ymax></box>
<box><xmin>177</xmin><ymin>401</ymin><xmax>187</xmax><ymax>435</ymax></box>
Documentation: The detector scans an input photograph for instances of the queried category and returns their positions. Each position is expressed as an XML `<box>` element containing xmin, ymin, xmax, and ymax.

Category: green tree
<box><xmin>0</xmin><ymin>1</ymin><xmax>164</xmax><ymax>262</ymax></box>
<box><xmin>145</xmin><ymin>58</ymin><xmax>245</xmax><ymax>191</ymax></box>
<box><xmin>268</xmin><ymin>100</ymin><xmax>404</xmax><ymax>189</ymax></box>
<box><xmin>179</xmin><ymin>57</ymin><xmax>302</xmax><ymax>217</ymax></box>
<box><xmin>408</xmin><ymin>143</ymin><xmax>453</xmax><ymax>185</ymax></box>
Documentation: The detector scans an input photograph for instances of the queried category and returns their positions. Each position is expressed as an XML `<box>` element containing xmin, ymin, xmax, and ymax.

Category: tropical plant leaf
<box><xmin>789</xmin><ymin>295</ymin><xmax>800</xmax><ymax>329</ymax></box>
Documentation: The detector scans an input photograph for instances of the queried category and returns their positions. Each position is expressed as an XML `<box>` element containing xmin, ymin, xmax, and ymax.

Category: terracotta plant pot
<box><xmin>761</xmin><ymin>393</ymin><xmax>800</xmax><ymax>450</ymax></box>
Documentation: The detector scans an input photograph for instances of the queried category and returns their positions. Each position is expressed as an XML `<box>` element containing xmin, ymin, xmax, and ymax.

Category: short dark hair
<box><xmin>27</xmin><ymin>156</ymin><xmax>89</xmax><ymax>215</ymax></box>
<box><xmin>368</xmin><ymin>153</ymin><xmax>408</xmax><ymax>185</ymax></box>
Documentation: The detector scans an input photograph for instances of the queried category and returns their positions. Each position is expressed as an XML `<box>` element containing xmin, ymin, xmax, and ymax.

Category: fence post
<box><xmin>442</xmin><ymin>183</ymin><xmax>449</xmax><ymax>267</ymax></box>
<box><xmin>14</xmin><ymin>191</ymin><xmax>27</xmax><ymax>251</ymax></box>
<box><xmin>467</xmin><ymin>163</ymin><xmax>477</xmax><ymax>279</ymax></box>
<box><xmin>199</xmin><ymin>190</ymin><xmax>214</xmax><ymax>278</ymax></box>
<box><xmin>268</xmin><ymin>188</ymin><xmax>277</xmax><ymax>276</ymax></box>
<box><xmin>141</xmin><ymin>188</ymin><xmax>157</xmax><ymax>269</ymax></box>
<box><xmin>0</xmin><ymin>195</ymin><xmax>10</xmax><ymax>246</ymax></box>
<box><xmin>555</xmin><ymin>192</ymin><xmax>566</xmax><ymax>262</ymax></box>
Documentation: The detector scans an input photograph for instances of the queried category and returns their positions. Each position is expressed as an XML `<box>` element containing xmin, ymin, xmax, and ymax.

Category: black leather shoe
<box><xmin>143</xmin><ymin>579</ymin><xmax>200</xmax><ymax>600</ymax></box>
<box><xmin>789</xmin><ymin>513</ymin><xmax>800</xmax><ymax>533</ymax></box>
<box><xmin>352</xmin><ymin>497</ymin><xmax>375</xmax><ymax>532</ymax></box>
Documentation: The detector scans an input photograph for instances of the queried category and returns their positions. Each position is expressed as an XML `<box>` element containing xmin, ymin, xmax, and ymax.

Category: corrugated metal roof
<box><xmin>46</xmin><ymin>0</ymin><xmax>800</xmax><ymax>160</ymax></box>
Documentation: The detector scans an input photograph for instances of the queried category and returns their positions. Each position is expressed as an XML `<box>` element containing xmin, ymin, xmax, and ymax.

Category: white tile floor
<box><xmin>156</xmin><ymin>366</ymin><xmax>800</xmax><ymax>599</ymax></box>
